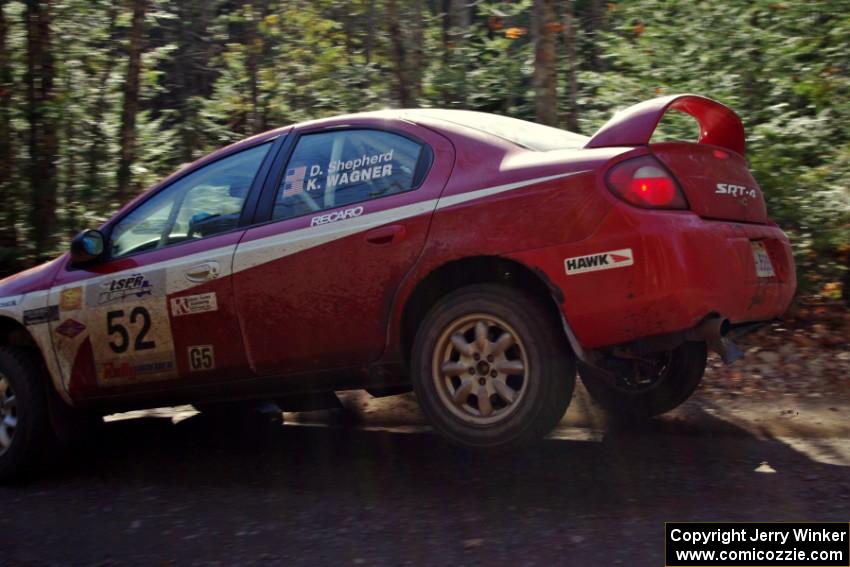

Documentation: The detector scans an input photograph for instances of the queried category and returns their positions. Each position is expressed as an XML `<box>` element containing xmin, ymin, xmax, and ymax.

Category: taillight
<box><xmin>605</xmin><ymin>155</ymin><xmax>688</xmax><ymax>209</ymax></box>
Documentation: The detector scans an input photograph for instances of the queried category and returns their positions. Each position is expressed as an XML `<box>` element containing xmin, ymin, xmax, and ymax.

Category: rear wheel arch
<box><xmin>399</xmin><ymin>256</ymin><xmax>572</xmax><ymax>366</ymax></box>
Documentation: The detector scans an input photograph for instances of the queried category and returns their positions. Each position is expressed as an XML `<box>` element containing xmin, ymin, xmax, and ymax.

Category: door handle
<box><xmin>365</xmin><ymin>224</ymin><xmax>406</xmax><ymax>246</ymax></box>
<box><xmin>185</xmin><ymin>261</ymin><xmax>221</xmax><ymax>283</ymax></box>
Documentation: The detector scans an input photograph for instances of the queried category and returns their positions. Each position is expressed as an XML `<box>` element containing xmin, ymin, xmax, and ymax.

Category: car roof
<box><xmin>280</xmin><ymin>108</ymin><xmax>590</xmax><ymax>152</ymax></box>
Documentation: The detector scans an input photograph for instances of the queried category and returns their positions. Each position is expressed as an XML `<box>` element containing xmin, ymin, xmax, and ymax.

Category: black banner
<box><xmin>665</xmin><ymin>522</ymin><xmax>850</xmax><ymax>567</ymax></box>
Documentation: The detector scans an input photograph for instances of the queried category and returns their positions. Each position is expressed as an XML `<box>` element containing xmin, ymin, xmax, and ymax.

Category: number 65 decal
<box><xmin>188</xmin><ymin>345</ymin><xmax>215</xmax><ymax>371</ymax></box>
<box><xmin>107</xmin><ymin>307</ymin><xmax>156</xmax><ymax>354</ymax></box>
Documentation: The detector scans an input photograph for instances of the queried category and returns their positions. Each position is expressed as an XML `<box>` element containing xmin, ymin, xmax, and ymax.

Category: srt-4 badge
<box><xmin>716</xmin><ymin>183</ymin><xmax>757</xmax><ymax>199</ymax></box>
<box><xmin>565</xmin><ymin>249</ymin><xmax>634</xmax><ymax>275</ymax></box>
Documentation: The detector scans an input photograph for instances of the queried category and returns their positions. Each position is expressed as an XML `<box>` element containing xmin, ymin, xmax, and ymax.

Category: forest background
<box><xmin>0</xmin><ymin>0</ymin><xmax>847</xmax><ymax>302</ymax></box>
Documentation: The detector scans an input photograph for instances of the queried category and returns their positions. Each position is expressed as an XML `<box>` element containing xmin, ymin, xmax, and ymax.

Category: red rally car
<box><xmin>0</xmin><ymin>94</ymin><xmax>795</xmax><ymax>479</ymax></box>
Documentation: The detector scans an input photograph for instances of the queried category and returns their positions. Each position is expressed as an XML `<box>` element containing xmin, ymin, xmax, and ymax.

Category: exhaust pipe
<box><xmin>685</xmin><ymin>317</ymin><xmax>744</xmax><ymax>365</ymax></box>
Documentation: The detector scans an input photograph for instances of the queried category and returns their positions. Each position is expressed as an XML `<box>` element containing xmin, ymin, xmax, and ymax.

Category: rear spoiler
<box><xmin>585</xmin><ymin>94</ymin><xmax>746</xmax><ymax>155</ymax></box>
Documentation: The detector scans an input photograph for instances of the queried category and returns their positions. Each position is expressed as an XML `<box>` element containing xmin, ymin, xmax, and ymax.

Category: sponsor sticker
<box><xmin>59</xmin><ymin>287</ymin><xmax>83</xmax><ymax>311</ymax></box>
<box><xmin>0</xmin><ymin>298</ymin><xmax>17</xmax><ymax>308</ymax></box>
<box><xmin>101</xmin><ymin>358</ymin><xmax>175</xmax><ymax>382</ymax></box>
<box><xmin>55</xmin><ymin>318</ymin><xmax>87</xmax><ymax>339</ymax></box>
<box><xmin>23</xmin><ymin>305</ymin><xmax>59</xmax><ymax>325</ymax></box>
<box><xmin>282</xmin><ymin>149</ymin><xmax>396</xmax><ymax>198</ymax></box>
<box><xmin>170</xmin><ymin>292</ymin><xmax>218</xmax><ymax>317</ymax></box>
<box><xmin>188</xmin><ymin>345</ymin><xmax>215</xmax><ymax>371</ymax></box>
<box><xmin>311</xmin><ymin>205</ymin><xmax>365</xmax><ymax>227</ymax></box>
<box><xmin>97</xmin><ymin>273</ymin><xmax>153</xmax><ymax>305</ymax></box>
<box><xmin>565</xmin><ymin>248</ymin><xmax>634</xmax><ymax>275</ymax></box>
<box><xmin>283</xmin><ymin>166</ymin><xmax>307</xmax><ymax>198</ymax></box>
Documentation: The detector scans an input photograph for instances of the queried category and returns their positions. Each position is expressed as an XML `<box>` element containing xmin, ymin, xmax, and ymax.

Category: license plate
<box><xmin>751</xmin><ymin>241</ymin><xmax>775</xmax><ymax>278</ymax></box>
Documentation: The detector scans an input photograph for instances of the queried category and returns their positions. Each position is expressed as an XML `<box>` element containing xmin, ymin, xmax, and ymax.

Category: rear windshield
<box><xmin>412</xmin><ymin>109</ymin><xmax>589</xmax><ymax>151</ymax></box>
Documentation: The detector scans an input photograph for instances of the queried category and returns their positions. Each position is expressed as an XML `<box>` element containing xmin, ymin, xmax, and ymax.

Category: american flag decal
<box><xmin>283</xmin><ymin>166</ymin><xmax>306</xmax><ymax>197</ymax></box>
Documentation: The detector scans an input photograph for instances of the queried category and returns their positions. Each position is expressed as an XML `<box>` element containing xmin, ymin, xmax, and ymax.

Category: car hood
<box><xmin>0</xmin><ymin>254</ymin><xmax>66</xmax><ymax>299</ymax></box>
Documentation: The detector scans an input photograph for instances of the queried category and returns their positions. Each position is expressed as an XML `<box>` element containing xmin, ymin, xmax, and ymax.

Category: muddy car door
<box><xmin>233</xmin><ymin>123</ymin><xmax>454</xmax><ymax>376</ymax></box>
<box><xmin>47</xmin><ymin>141</ymin><xmax>277</xmax><ymax>398</ymax></box>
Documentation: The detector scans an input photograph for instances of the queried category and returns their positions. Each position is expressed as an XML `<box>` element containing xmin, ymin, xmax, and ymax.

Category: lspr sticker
<box><xmin>565</xmin><ymin>249</ymin><xmax>634</xmax><ymax>275</ymax></box>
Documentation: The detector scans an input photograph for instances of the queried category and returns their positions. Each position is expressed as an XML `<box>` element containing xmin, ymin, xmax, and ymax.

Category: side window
<box><xmin>110</xmin><ymin>142</ymin><xmax>272</xmax><ymax>258</ymax></box>
<box><xmin>272</xmin><ymin>129</ymin><xmax>429</xmax><ymax>221</ymax></box>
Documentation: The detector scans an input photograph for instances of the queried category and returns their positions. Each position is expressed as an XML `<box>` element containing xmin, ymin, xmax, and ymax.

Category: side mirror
<box><xmin>70</xmin><ymin>229</ymin><xmax>106</xmax><ymax>266</ymax></box>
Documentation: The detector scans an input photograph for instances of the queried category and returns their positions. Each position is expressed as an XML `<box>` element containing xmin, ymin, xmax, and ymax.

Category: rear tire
<box><xmin>411</xmin><ymin>284</ymin><xmax>575</xmax><ymax>449</ymax></box>
<box><xmin>0</xmin><ymin>347</ymin><xmax>53</xmax><ymax>483</ymax></box>
<box><xmin>581</xmin><ymin>342</ymin><xmax>707</xmax><ymax>420</ymax></box>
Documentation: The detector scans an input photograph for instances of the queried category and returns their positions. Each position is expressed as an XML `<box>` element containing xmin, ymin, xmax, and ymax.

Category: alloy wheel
<box><xmin>432</xmin><ymin>314</ymin><xmax>529</xmax><ymax>425</ymax></box>
<box><xmin>0</xmin><ymin>373</ymin><xmax>17</xmax><ymax>456</ymax></box>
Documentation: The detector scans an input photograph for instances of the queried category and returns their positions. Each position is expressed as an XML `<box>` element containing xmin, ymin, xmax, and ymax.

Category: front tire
<box><xmin>411</xmin><ymin>284</ymin><xmax>575</xmax><ymax>449</ymax></box>
<box><xmin>0</xmin><ymin>347</ymin><xmax>52</xmax><ymax>483</ymax></box>
<box><xmin>581</xmin><ymin>342</ymin><xmax>707</xmax><ymax>420</ymax></box>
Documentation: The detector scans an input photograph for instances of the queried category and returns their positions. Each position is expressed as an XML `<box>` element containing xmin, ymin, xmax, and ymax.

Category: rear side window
<box><xmin>272</xmin><ymin>129</ymin><xmax>430</xmax><ymax>221</ymax></box>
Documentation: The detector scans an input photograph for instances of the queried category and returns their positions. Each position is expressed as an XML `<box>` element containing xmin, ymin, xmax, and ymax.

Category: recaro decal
<box><xmin>310</xmin><ymin>206</ymin><xmax>365</xmax><ymax>227</ymax></box>
<box><xmin>0</xmin><ymin>298</ymin><xmax>18</xmax><ymax>308</ymax></box>
<box><xmin>565</xmin><ymin>248</ymin><xmax>634</xmax><ymax>275</ymax></box>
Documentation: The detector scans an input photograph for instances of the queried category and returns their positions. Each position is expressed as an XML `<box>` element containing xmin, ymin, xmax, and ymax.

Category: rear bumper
<box><xmin>509</xmin><ymin>209</ymin><xmax>796</xmax><ymax>349</ymax></box>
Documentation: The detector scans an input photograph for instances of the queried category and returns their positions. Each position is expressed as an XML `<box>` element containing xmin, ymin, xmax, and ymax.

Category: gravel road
<box><xmin>3</xmin><ymin>382</ymin><xmax>849</xmax><ymax>566</ymax></box>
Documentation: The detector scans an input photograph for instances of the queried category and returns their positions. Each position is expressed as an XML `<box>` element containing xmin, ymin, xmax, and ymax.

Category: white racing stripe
<box><xmin>0</xmin><ymin>169</ymin><xmax>589</xmax><ymax>400</ymax></box>
<box><xmin>234</xmin><ymin>169</ymin><xmax>589</xmax><ymax>272</ymax></box>
<box><xmin>233</xmin><ymin>200</ymin><xmax>436</xmax><ymax>272</ymax></box>
<box><xmin>435</xmin><ymin>171</ymin><xmax>588</xmax><ymax>209</ymax></box>
<box><xmin>1</xmin><ymin>169</ymin><xmax>591</xmax><ymax>305</ymax></box>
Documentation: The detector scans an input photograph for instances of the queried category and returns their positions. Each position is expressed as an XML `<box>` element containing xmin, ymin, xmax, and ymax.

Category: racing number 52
<box><xmin>107</xmin><ymin>307</ymin><xmax>156</xmax><ymax>353</ymax></box>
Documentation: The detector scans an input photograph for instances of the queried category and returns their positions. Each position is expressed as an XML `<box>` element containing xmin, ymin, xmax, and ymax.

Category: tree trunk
<box><xmin>364</xmin><ymin>0</ymin><xmax>373</xmax><ymax>66</ymax></box>
<box><xmin>61</xmin><ymin>69</ymin><xmax>77</xmax><ymax>236</ymax></box>
<box><xmin>411</xmin><ymin>0</ymin><xmax>424</xmax><ymax>101</ymax></box>
<box><xmin>583</xmin><ymin>0</ymin><xmax>604</xmax><ymax>71</ymax></box>
<box><xmin>83</xmin><ymin>4</ymin><xmax>117</xmax><ymax>214</ymax></box>
<box><xmin>533</xmin><ymin>0</ymin><xmax>558</xmax><ymax>126</ymax></box>
<box><xmin>243</xmin><ymin>0</ymin><xmax>269</xmax><ymax>134</ymax></box>
<box><xmin>116</xmin><ymin>0</ymin><xmax>147</xmax><ymax>202</ymax></box>
<box><xmin>386</xmin><ymin>0</ymin><xmax>414</xmax><ymax>107</ymax></box>
<box><xmin>443</xmin><ymin>0</ymin><xmax>468</xmax><ymax>105</ymax></box>
<box><xmin>25</xmin><ymin>0</ymin><xmax>58</xmax><ymax>262</ymax></box>
<box><xmin>174</xmin><ymin>1</ymin><xmax>215</xmax><ymax>163</ymax></box>
<box><xmin>0</xmin><ymin>0</ymin><xmax>18</xmax><ymax>275</ymax></box>
<box><xmin>562</xmin><ymin>0</ymin><xmax>579</xmax><ymax>131</ymax></box>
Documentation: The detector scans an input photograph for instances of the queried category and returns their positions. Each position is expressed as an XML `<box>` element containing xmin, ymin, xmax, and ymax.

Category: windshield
<box><xmin>412</xmin><ymin>109</ymin><xmax>589</xmax><ymax>151</ymax></box>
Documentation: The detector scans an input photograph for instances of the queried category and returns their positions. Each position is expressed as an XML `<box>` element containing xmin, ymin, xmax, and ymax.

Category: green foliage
<box><xmin>0</xmin><ymin>0</ymin><xmax>847</xmax><ymax>292</ymax></box>
<box><xmin>583</xmin><ymin>0</ymin><xmax>850</xmax><ymax>292</ymax></box>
